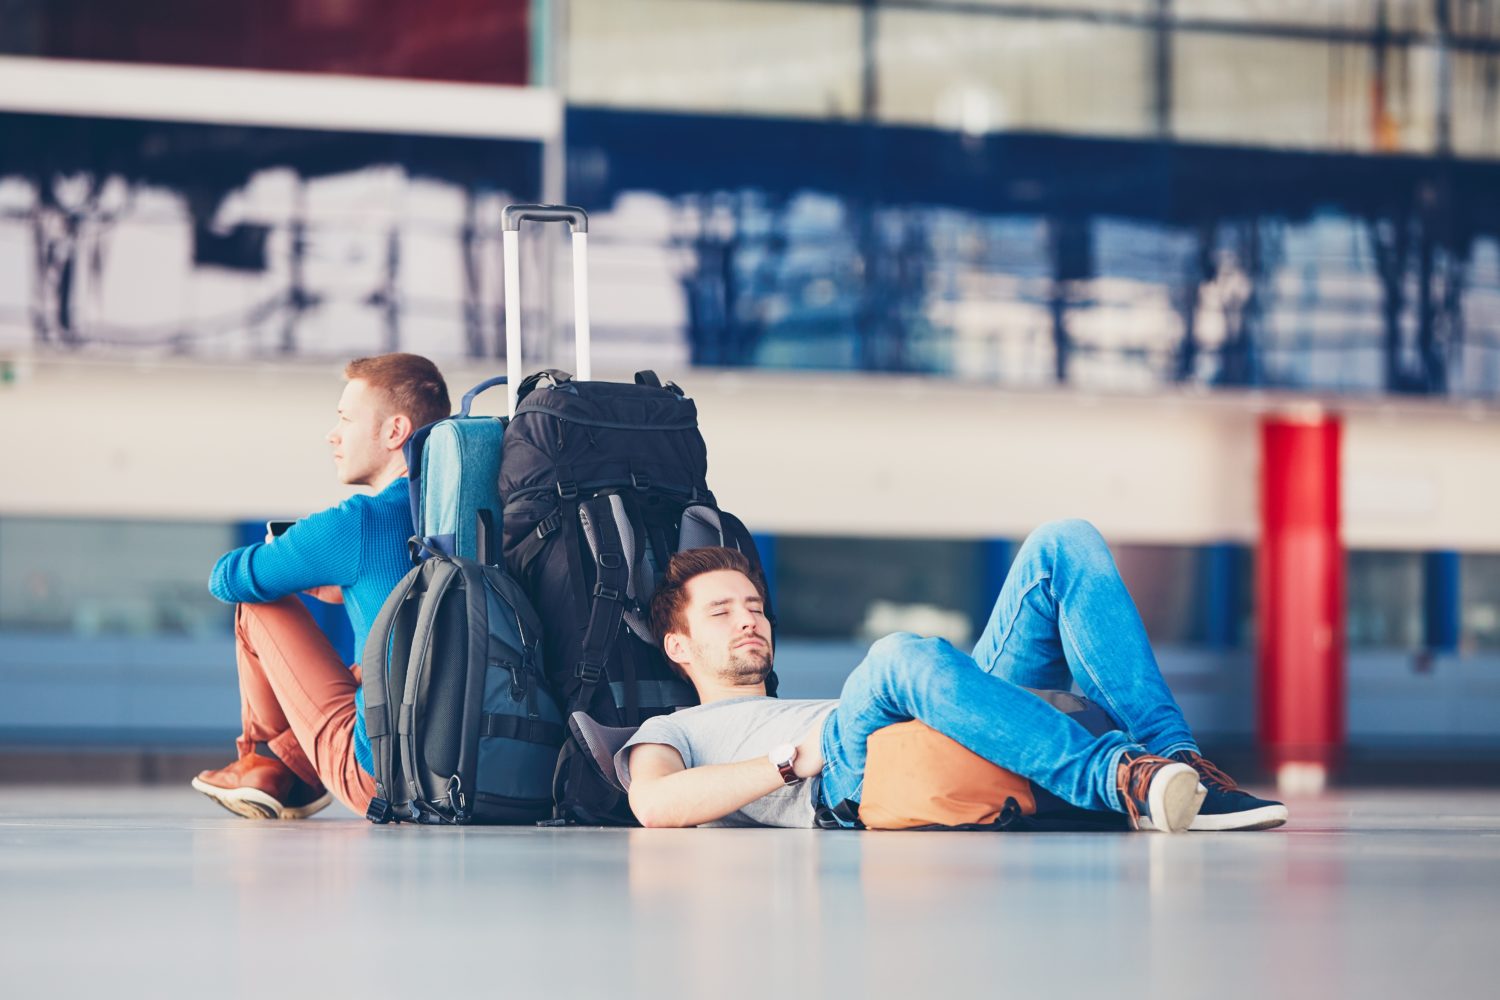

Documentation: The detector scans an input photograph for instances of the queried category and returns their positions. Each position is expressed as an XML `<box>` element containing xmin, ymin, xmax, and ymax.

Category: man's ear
<box><xmin>662</xmin><ymin>630</ymin><xmax>690</xmax><ymax>672</ymax></box>
<box><xmin>385</xmin><ymin>413</ymin><xmax>412</xmax><ymax>451</ymax></box>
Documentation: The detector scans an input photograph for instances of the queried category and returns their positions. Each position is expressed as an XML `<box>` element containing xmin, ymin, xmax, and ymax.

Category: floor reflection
<box><xmin>0</xmin><ymin>789</ymin><xmax>1496</xmax><ymax>999</ymax></box>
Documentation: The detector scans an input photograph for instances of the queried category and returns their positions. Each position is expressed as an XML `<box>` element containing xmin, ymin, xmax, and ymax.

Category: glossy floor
<box><xmin>1</xmin><ymin>786</ymin><xmax>1496</xmax><ymax>999</ymax></box>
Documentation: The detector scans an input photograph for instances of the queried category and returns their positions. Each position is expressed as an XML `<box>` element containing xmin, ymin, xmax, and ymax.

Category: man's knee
<box><xmin>1021</xmin><ymin>518</ymin><xmax>1110</xmax><ymax>567</ymax></box>
<box><xmin>235</xmin><ymin>596</ymin><xmax>315</xmax><ymax>641</ymax></box>
<box><xmin>868</xmin><ymin>631</ymin><xmax>942</xmax><ymax>665</ymax></box>
<box><xmin>861</xmin><ymin>632</ymin><xmax>973</xmax><ymax>708</ymax></box>
<box><xmin>866</xmin><ymin>632</ymin><xmax>968</xmax><ymax>679</ymax></box>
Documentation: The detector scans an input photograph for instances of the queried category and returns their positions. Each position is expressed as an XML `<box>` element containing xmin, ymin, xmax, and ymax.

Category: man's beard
<box><xmin>721</xmin><ymin>643</ymin><xmax>773</xmax><ymax>684</ymax></box>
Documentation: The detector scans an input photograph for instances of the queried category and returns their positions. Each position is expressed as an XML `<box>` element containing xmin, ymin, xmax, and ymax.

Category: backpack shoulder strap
<box><xmin>605</xmin><ymin>494</ymin><xmax>653</xmax><ymax>645</ymax></box>
<box><xmin>678</xmin><ymin>504</ymin><xmax>725</xmax><ymax>550</ymax></box>
<box><xmin>396</xmin><ymin>558</ymin><xmax>462</xmax><ymax>811</ymax></box>
<box><xmin>360</xmin><ymin>560</ymin><xmax>427</xmax><ymax>823</ymax></box>
<box><xmin>567</xmin><ymin>711</ymin><xmax>639</xmax><ymax>794</ymax></box>
<box><xmin>577</xmin><ymin>495</ymin><xmax>632</xmax><ymax>720</ymax></box>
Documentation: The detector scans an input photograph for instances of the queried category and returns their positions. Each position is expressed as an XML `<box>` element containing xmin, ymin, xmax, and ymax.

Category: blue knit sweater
<box><xmin>209</xmin><ymin>477</ymin><xmax>413</xmax><ymax>775</ymax></box>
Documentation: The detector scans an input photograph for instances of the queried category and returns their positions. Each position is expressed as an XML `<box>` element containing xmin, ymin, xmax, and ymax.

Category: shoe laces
<box><xmin>1116</xmin><ymin>753</ymin><xmax>1173</xmax><ymax>830</ymax></box>
<box><xmin>1180</xmin><ymin>751</ymin><xmax>1239</xmax><ymax>793</ymax></box>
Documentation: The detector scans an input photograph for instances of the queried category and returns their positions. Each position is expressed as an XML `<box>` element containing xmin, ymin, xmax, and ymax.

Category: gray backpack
<box><xmin>361</xmin><ymin>547</ymin><xmax>563</xmax><ymax>825</ymax></box>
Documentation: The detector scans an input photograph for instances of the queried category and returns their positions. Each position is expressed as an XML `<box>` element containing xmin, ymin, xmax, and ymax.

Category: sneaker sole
<box><xmin>1188</xmin><ymin>803</ymin><xmax>1288</xmax><ymax>832</ymax></box>
<box><xmin>1144</xmin><ymin>765</ymin><xmax>1206</xmax><ymax>833</ymax></box>
<box><xmin>191</xmin><ymin>778</ymin><xmax>331</xmax><ymax>820</ymax></box>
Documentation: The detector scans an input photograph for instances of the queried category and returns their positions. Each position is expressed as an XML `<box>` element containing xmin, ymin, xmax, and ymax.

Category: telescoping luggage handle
<box><xmin>502</xmin><ymin>204</ymin><xmax>591</xmax><ymax>418</ymax></box>
<box><xmin>459</xmin><ymin>375</ymin><xmax>507</xmax><ymax>417</ymax></box>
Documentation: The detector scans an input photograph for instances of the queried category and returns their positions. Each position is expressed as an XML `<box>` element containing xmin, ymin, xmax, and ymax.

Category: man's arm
<box><xmin>628</xmin><ymin>721</ymin><xmax>827</xmax><ymax>828</ymax></box>
<box><xmin>627</xmin><ymin>743</ymin><xmax>787</xmax><ymax>828</ymax></box>
<box><xmin>208</xmin><ymin>501</ymin><xmax>363</xmax><ymax>605</ymax></box>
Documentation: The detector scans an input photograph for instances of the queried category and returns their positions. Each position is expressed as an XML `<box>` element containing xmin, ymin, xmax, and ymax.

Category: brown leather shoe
<box><xmin>191</xmin><ymin>754</ymin><xmax>331</xmax><ymax>820</ymax></box>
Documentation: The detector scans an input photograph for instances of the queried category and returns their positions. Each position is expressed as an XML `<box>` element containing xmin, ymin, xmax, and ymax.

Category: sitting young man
<box><xmin>620</xmin><ymin>523</ymin><xmax>1288</xmax><ymax>833</ymax></box>
<box><xmin>192</xmin><ymin>353</ymin><xmax>450</xmax><ymax>819</ymax></box>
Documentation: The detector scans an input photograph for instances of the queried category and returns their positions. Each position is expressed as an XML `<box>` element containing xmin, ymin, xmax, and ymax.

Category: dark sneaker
<box><xmin>1116</xmin><ymin>753</ymin><xmax>1205</xmax><ymax>833</ymax></box>
<box><xmin>1169</xmin><ymin>751</ymin><xmax>1288</xmax><ymax>831</ymax></box>
<box><xmin>192</xmin><ymin>754</ymin><xmax>331</xmax><ymax>820</ymax></box>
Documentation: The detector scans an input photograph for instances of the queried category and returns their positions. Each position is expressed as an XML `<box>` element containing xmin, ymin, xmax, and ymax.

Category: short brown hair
<box><xmin>649</xmin><ymin>546</ymin><xmax>768</xmax><ymax>646</ymax></box>
<box><xmin>344</xmin><ymin>353</ymin><xmax>450</xmax><ymax>431</ymax></box>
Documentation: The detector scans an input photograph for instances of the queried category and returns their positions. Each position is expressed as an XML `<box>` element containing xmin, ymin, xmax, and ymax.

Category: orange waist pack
<box><xmin>856</xmin><ymin>721</ymin><xmax>1035</xmax><ymax>830</ymax></box>
<box><xmin>836</xmin><ymin>690</ymin><xmax>1129</xmax><ymax>832</ymax></box>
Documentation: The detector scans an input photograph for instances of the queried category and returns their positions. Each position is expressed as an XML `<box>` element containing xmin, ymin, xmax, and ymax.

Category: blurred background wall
<box><xmin>1</xmin><ymin>0</ymin><xmax>1497</xmax><ymax>777</ymax></box>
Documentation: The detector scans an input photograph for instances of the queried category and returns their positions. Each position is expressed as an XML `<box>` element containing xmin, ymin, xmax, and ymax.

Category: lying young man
<box><xmin>620</xmin><ymin>522</ymin><xmax>1288</xmax><ymax>833</ymax></box>
<box><xmin>192</xmin><ymin>353</ymin><xmax>450</xmax><ymax>819</ymax></box>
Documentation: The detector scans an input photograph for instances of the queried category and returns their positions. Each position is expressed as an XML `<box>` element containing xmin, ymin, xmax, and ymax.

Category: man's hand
<box><xmin>301</xmin><ymin>586</ymin><xmax>344</xmax><ymax>604</ymax></box>
<box><xmin>794</xmin><ymin>723</ymin><xmax>825</xmax><ymax>779</ymax></box>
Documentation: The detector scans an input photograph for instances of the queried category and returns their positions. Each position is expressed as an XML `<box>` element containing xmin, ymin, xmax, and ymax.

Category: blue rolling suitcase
<box><xmin>403</xmin><ymin>375</ymin><xmax>508</xmax><ymax>563</ymax></box>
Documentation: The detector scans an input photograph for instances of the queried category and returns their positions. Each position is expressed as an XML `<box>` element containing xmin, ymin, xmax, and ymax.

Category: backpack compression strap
<box><xmin>448</xmin><ymin>557</ymin><xmax>498</xmax><ymax>819</ymax></box>
<box><xmin>514</xmin><ymin>368</ymin><xmax>573</xmax><ymax>408</ymax></box>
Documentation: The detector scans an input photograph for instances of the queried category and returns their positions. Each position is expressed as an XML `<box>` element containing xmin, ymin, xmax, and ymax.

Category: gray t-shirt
<box><xmin>614</xmin><ymin>696</ymin><xmax>837</xmax><ymax>828</ymax></box>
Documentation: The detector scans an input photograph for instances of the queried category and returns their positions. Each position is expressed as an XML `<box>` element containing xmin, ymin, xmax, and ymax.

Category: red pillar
<box><xmin>1258</xmin><ymin>412</ymin><xmax>1345</xmax><ymax>792</ymax></box>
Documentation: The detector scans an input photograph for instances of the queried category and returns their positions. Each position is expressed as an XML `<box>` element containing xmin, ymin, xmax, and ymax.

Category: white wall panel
<box><xmin>4</xmin><ymin>359</ymin><xmax>1495</xmax><ymax>550</ymax></box>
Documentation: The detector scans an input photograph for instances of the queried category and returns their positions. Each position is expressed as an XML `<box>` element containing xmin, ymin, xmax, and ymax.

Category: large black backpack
<box><xmin>361</xmin><ymin>539</ymin><xmax>563</xmax><ymax>825</ymax></box>
<box><xmin>498</xmin><ymin>368</ymin><xmax>778</xmax><ymax>823</ymax></box>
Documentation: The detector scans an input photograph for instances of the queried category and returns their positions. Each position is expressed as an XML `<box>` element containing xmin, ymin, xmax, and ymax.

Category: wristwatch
<box><xmin>769</xmin><ymin>743</ymin><xmax>801</xmax><ymax>785</ymax></box>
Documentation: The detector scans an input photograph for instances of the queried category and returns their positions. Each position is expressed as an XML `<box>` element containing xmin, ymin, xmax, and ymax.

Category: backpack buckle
<box><xmin>557</xmin><ymin>481</ymin><xmax>579</xmax><ymax>500</ymax></box>
<box><xmin>366</xmin><ymin>797</ymin><xmax>394</xmax><ymax>824</ymax></box>
<box><xmin>507</xmin><ymin>662</ymin><xmax>526</xmax><ymax>700</ymax></box>
<box><xmin>535</xmin><ymin>512</ymin><xmax>560</xmax><ymax>540</ymax></box>
<box><xmin>630</xmin><ymin>472</ymin><xmax>652</xmax><ymax>491</ymax></box>
<box><xmin>576</xmin><ymin>660</ymin><xmax>604</xmax><ymax>684</ymax></box>
<box><xmin>592</xmin><ymin>583</ymin><xmax>620</xmax><ymax>601</ymax></box>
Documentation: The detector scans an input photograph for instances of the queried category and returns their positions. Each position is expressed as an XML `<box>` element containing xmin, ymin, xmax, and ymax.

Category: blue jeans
<box><xmin>818</xmin><ymin>519</ymin><xmax>1199</xmax><ymax>818</ymax></box>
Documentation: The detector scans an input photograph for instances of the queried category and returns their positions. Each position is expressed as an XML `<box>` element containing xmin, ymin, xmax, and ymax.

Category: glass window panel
<box><xmin>1174</xmin><ymin>32</ymin><xmax>1438</xmax><ymax>152</ymax></box>
<box><xmin>1111</xmin><ymin>544</ymin><xmax>1209</xmax><ymax>645</ymax></box>
<box><xmin>902</xmin><ymin>1</ymin><xmax>1151</xmax><ymax>12</ymax></box>
<box><xmin>774</xmin><ymin>537</ymin><xmax>982</xmax><ymax>645</ymax></box>
<box><xmin>877</xmin><ymin>12</ymin><xmax>1154</xmax><ymax>137</ymax></box>
<box><xmin>1347</xmin><ymin>550</ymin><xmax>1423</xmax><ymax>649</ymax></box>
<box><xmin>0</xmin><ymin>518</ymin><xmax>234</xmax><ymax>637</ymax></box>
<box><xmin>774</xmin><ymin>536</ymin><xmax>1246</xmax><ymax>650</ymax></box>
<box><xmin>1239</xmin><ymin>544</ymin><xmax>1258</xmax><ymax>646</ymax></box>
<box><xmin>1172</xmin><ymin>1</ymin><xmax>1406</xmax><ymax>31</ymax></box>
<box><xmin>1451</xmin><ymin>52</ymin><xmax>1500</xmax><ymax>158</ymax></box>
<box><xmin>1461</xmin><ymin>553</ymin><xmax>1500</xmax><ymax>652</ymax></box>
<box><xmin>1451</xmin><ymin>2</ymin><xmax>1500</xmax><ymax>39</ymax></box>
<box><xmin>568</xmin><ymin>0</ymin><xmax>864</xmax><ymax>118</ymax></box>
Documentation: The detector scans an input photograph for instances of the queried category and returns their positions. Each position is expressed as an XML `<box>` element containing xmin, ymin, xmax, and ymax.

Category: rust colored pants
<box><xmin>233</xmin><ymin>597</ymin><xmax>376</xmax><ymax>815</ymax></box>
